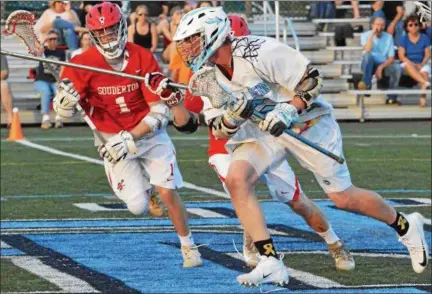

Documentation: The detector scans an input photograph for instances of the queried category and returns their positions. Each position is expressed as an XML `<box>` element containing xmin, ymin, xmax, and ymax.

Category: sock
<box><xmin>254</xmin><ymin>238</ymin><xmax>278</xmax><ymax>258</ymax></box>
<box><xmin>178</xmin><ymin>232</ymin><xmax>195</xmax><ymax>247</ymax></box>
<box><xmin>317</xmin><ymin>226</ymin><xmax>340</xmax><ymax>245</ymax></box>
<box><xmin>42</xmin><ymin>114</ymin><xmax>50</xmax><ymax>122</ymax></box>
<box><xmin>390</xmin><ymin>212</ymin><xmax>410</xmax><ymax>236</ymax></box>
<box><xmin>55</xmin><ymin>114</ymin><xmax>62</xmax><ymax>121</ymax></box>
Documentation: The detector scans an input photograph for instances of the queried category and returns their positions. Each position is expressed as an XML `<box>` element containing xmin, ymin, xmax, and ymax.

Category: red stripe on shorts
<box><xmin>292</xmin><ymin>177</ymin><xmax>300</xmax><ymax>201</ymax></box>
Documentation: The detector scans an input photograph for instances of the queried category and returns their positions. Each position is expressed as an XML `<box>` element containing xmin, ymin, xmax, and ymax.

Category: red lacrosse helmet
<box><xmin>86</xmin><ymin>2</ymin><xmax>127</xmax><ymax>59</ymax></box>
<box><xmin>228</xmin><ymin>14</ymin><xmax>251</xmax><ymax>37</ymax></box>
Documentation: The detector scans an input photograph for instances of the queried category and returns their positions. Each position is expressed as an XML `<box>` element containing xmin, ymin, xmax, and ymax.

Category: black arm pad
<box><xmin>173</xmin><ymin>115</ymin><xmax>199</xmax><ymax>134</ymax></box>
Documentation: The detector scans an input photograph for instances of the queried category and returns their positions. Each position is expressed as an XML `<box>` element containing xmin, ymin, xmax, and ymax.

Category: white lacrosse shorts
<box><xmin>208</xmin><ymin>153</ymin><xmax>302</xmax><ymax>203</ymax></box>
<box><xmin>103</xmin><ymin>130</ymin><xmax>183</xmax><ymax>215</ymax></box>
<box><xmin>276</xmin><ymin>114</ymin><xmax>352</xmax><ymax>194</ymax></box>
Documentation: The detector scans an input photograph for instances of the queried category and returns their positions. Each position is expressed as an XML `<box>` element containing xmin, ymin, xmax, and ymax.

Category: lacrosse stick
<box><xmin>414</xmin><ymin>1</ymin><xmax>431</xmax><ymax>22</ymax></box>
<box><xmin>0</xmin><ymin>50</ymin><xmax>189</xmax><ymax>91</ymax></box>
<box><xmin>188</xmin><ymin>67</ymin><xmax>345</xmax><ymax>164</ymax></box>
<box><xmin>2</xmin><ymin>10</ymin><xmax>115</xmax><ymax>156</ymax></box>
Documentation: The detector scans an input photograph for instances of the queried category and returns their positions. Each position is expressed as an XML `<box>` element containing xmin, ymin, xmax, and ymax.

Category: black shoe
<box><xmin>386</xmin><ymin>98</ymin><xmax>401</xmax><ymax>106</ymax></box>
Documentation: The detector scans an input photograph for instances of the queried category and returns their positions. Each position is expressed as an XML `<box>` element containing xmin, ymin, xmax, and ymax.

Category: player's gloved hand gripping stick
<box><xmin>188</xmin><ymin>67</ymin><xmax>346</xmax><ymax>165</ymax></box>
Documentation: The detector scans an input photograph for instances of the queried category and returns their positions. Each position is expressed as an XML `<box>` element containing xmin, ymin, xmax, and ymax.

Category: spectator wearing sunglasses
<box><xmin>34</xmin><ymin>30</ymin><xmax>66</xmax><ymax>129</ymax></box>
<box><xmin>128</xmin><ymin>5</ymin><xmax>158</xmax><ymax>53</ymax></box>
<box><xmin>398</xmin><ymin>15</ymin><xmax>431</xmax><ymax>107</ymax></box>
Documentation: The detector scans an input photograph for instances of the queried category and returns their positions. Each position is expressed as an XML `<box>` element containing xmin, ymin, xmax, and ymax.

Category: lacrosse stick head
<box><xmin>2</xmin><ymin>10</ymin><xmax>44</xmax><ymax>57</ymax></box>
<box><xmin>188</xmin><ymin>66</ymin><xmax>233</xmax><ymax>108</ymax></box>
<box><xmin>414</xmin><ymin>1</ymin><xmax>431</xmax><ymax>22</ymax></box>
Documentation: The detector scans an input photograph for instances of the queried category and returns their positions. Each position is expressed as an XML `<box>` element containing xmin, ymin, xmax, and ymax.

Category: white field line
<box><xmin>1</xmin><ymin>240</ymin><xmax>12</xmax><ymax>248</ymax></box>
<box><xmin>1</xmin><ymin>292</ymin><xmax>71</xmax><ymax>294</ymax></box>
<box><xmin>424</xmin><ymin>218</ymin><xmax>431</xmax><ymax>225</ymax></box>
<box><xmin>187</xmin><ymin>208</ymin><xmax>228</xmax><ymax>218</ymax></box>
<box><xmin>226</xmin><ymin>253</ymin><xmax>344</xmax><ymax>288</ymax></box>
<box><xmin>16</xmin><ymin>140</ymin><xmax>229</xmax><ymax>199</ymax></box>
<box><xmin>73</xmin><ymin>203</ymin><xmax>123</xmax><ymax>212</ymax></box>
<box><xmin>9</xmin><ymin>256</ymin><xmax>99</xmax><ymax>293</ymax></box>
<box><xmin>3</xmin><ymin>134</ymin><xmax>431</xmax><ymax>142</ymax></box>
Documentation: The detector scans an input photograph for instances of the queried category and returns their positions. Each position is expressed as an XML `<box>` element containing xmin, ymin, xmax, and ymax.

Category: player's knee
<box><xmin>126</xmin><ymin>193</ymin><xmax>149</xmax><ymax>215</ymax></box>
<box><xmin>225</xmin><ymin>173</ymin><xmax>248</xmax><ymax>194</ymax></box>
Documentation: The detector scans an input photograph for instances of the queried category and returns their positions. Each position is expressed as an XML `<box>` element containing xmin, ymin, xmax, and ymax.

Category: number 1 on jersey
<box><xmin>116</xmin><ymin>96</ymin><xmax>131</xmax><ymax>113</ymax></box>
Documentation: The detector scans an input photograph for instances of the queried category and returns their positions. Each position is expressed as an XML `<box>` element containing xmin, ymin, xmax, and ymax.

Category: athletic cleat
<box><xmin>54</xmin><ymin>119</ymin><xmax>63</xmax><ymax>129</ymax></box>
<box><xmin>399</xmin><ymin>212</ymin><xmax>429</xmax><ymax>273</ymax></box>
<box><xmin>328</xmin><ymin>240</ymin><xmax>355</xmax><ymax>271</ymax></box>
<box><xmin>181</xmin><ymin>245</ymin><xmax>203</xmax><ymax>268</ymax></box>
<box><xmin>242</xmin><ymin>231</ymin><xmax>259</xmax><ymax>267</ymax></box>
<box><xmin>237</xmin><ymin>255</ymin><xmax>289</xmax><ymax>287</ymax></box>
<box><xmin>149</xmin><ymin>192</ymin><xmax>164</xmax><ymax>217</ymax></box>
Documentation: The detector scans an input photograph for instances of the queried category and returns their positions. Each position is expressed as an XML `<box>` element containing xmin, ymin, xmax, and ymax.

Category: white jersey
<box><xmin>214</xmin><ymin>35</ymin><xmax>334</xmax><ymax>149</ymax></box>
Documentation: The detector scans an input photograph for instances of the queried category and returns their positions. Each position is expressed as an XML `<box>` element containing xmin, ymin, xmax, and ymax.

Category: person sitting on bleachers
<box><xmin>1</xmin><ymin>55</ymin><xmax>14</xmax><ymax>128</ymax></box>
<box><xmin>398</xmin><ymin>15</ymin><xmax>431</xmax><ymax>107</ymax></box>
<box><xmin>359</xmin><ymin>16</ymin><xmax>402</xmax><ymax>105</ymax></box>
<box><xmin>34</xmin><ymin>1</ymin><xmax>88</xmax><ymax>51</ymax></box>
<box><xmin>34</xmin><ymin>30</ymin><xmax>66</xmax><ymax>129</ymax></box>
<box><xmin>70</xmin><ymin>32</ymin><xmax>94</xmax><ymax>59</ymax></box>
<box><xmin>157</xmin><ymin>5</ymin><xmax>184</xmax><ymax>63</ymax></box>
<box><xmin>371</xmin><ymin>1</ymin><xmax>405</xmax><ymax>46</ymax></box>
<box><xmin>128</xmin><ymin>5</ymin><xmax>158</xmax><ymax>53</ymax></box>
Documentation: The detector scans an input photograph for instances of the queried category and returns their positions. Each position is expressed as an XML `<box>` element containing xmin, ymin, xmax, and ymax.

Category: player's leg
<box><xmin>226</xmin><ymin>142</ymin><xmax>289</xmax><ymax>286</ymax></box>
<box><xmin>141</xmin><ymin>133</ymin><xmax>202</xmax><ymax>268</ymax></box>
<box><xmin>263</xmin><ymin>160</ymin><xmax>354</xmax><ymax>271</ymax></box>
<box><xmin>279</xmin><ymin>114</ymin><xmax>428</xmax><ymax>274</ymax></box>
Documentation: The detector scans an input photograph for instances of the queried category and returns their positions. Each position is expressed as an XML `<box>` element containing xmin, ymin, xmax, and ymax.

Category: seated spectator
<box><xmin>333</xmin><ymin>1</ymin><xmax>362</xmax><ymax>46</ymax></box>
<box><xmin>398</xmin><ymin>15</ymin><xmax>431</xmax><ymax>107</ymax></box>
<box><xmin>157</xmin><ymin>5</ymin><xmax>184</xmax><ymax>63</ymax></box>
<box><xmin>128</xmin><ymin>5</ymin><xmax>158</xmax><ymax>53</ymax></box>
<box><xmin>359</xmin><ymin>16</ymin><xmax>401</xmax><ymax>104</ymax></box>
<box><xmin>1</xmin><ymin>55</ymin><xmax>13</xmax><ymax>128</ymax></box>
<box><xmin>34</xmin><ymin>1</ymin><xmax>88</xmax><ymax>51</ymax></box>
<box><xmin>197</xmin><ymin>1</ymin><xmax>214</xmax><ymax>8</ymax></box>
<box><xmin>70</xmin><ymin>32</ymin><xmax>94</xmax><ymax>59</ymax></box>
<box><xmin>371</xmin><ymin>1</ymin><xmax>405</xmax><ymax>45</ymax></box>
<box><xmin>34</xmin><ymin>30</ymin><xmax>66</xmax><ymax>129</ymax></box>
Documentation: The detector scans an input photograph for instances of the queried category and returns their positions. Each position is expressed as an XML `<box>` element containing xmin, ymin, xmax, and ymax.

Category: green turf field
<box><xmin>1</xmin><ymin>121</ymin><xmax>431</xmax><ymax>293</ymax></box>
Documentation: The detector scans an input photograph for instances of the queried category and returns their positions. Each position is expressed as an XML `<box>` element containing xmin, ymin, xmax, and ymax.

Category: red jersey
<box><xmin>62</xmin><ymin>43</ymin><xmax>161</xmax><ymax>133</ymax></box>
<box><xmin>183</xmin><ymin>91</ymin><xmax>228</xmax><ymax>157</ymax></box>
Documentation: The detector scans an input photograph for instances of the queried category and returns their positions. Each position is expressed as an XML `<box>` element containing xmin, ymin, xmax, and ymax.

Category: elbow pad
<box><xmin>295</xmin><ymin>67</ymin><xmax>323</xmax><ymax>107</ymax></box>
<box><xmin>210</xmin><ymin>116</ymin><xmax>239</xmax><ymax>139</ymax></box>
<box><xmin>174</xmin><ymin>114</ymin><xmax>199</xmax><ymax>134</ymax></box>
<box><xmin>142</xmin><ymin>103</ymin><xmax>169</xmax><ymax>134</ymax></box>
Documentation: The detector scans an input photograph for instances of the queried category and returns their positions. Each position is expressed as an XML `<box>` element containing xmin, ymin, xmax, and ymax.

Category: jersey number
<box><xmin>115</xmin><ymin>96</ymin><xmax>131</xmax><ymax>113</ymax></box>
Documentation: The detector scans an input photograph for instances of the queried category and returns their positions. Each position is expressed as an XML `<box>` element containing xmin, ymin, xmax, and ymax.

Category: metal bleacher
<box><xmin>1</xmin><ymin>5</ymin><xmax>431</xmax><ymax>125</ymax></box>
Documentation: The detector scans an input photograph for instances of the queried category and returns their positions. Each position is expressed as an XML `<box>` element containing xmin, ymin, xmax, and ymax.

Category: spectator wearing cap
<box><xmin>359</xmin><ymin>16</ymin><xmax>402</xmax><ymax>105</ymax></box>
<box><xmin>398</xmin><ymin>15</ymin><xmax>431</xmax><ymax>107</ymax></box>
<box><xmin>34</xmin><ymin>1</ymin><xmax>88</xmax><ymax>50</ymax></box>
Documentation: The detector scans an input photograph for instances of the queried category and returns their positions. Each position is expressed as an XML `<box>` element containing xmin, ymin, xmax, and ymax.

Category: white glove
<box><xmin>53</xmin><ymin>79</ymin><xmax>79</xmax><ymax>119</ymax></box>
<box><xmin>259</xmin><ymin>103</ymin><xmax>299</xmax><ymax>137</ymax></box>
<box><xmin>223</xmin><ymin>95</ymin><xmax>254</xmax><ymax>126</ymax></box>
<box><xmin>98</xmin><ymin>131</ymin><xmax>138</xmax><ymax>163</ymax></box>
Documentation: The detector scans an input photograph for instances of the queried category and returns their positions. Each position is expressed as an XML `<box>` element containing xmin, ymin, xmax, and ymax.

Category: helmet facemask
<box><xmin>88</xmin><ymin>16</ymin><xmax>127</xmax><ymax>59</ymax></box>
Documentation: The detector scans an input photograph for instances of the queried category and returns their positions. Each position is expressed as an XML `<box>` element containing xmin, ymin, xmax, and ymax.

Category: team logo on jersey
<box><xmin>117</xmin><ymin>179</ymin><xmax>125</xmax><ymax>191</ymax></box>
<box><xmin>248</xmin><ymin>82</ymin><xmax>270</xmax><ymax>98</ymax></box>
<box><xmin>99</xmin><ymin>17</ymin><xmax>105</xmax><ymax>25</ymax></box>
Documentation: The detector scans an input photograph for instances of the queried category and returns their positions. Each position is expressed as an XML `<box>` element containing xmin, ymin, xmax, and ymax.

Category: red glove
<box><xmin>144</xmin><ymin>72</ymin><xmax>183</xmax><ymax>107</ymax></box>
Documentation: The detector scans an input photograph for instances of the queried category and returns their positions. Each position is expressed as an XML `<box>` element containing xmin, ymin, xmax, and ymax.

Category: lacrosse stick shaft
<box><xmin>252</xmin><ymin>111</ymin><xmax>345</xmax><ymax>164</ymax></box>
<box><xmin>0</xmin><ymin>50</ymin><xmax>188</xmax><ymax>90</ymax></box>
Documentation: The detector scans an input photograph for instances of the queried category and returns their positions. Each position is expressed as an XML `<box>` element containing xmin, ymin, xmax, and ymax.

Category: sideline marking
<box><xmin>8</xmin><ymin>256</ymin><xmax>99</xmax><ymax>293</ymax></box>
<box><xmin>15</xmin><ymin>140</ymin><xmax>229</xmax><ymax>199</ymax></box>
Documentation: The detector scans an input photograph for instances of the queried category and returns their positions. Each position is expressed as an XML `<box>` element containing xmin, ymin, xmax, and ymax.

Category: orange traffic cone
<box><xmin>6</xmin><ymin>108</ymin><xmax>24</xmax><ymax>141</ymax></box>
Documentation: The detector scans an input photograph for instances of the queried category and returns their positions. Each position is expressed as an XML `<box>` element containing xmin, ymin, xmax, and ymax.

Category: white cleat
<box><xmin>237</xmin><ymin>255</ymin><xmax>289</xmax><ymax>287</ymax></box>
<box><xmin>242</xmin><ymin>231</ymin><xmax>259</xmax><ymax>268</ymax></box>
<box><xmin>399</xmin><ymin>212</ymin><xmax>429</xmax><ymax>273</ymax></box>
<box><xmin>181</xmin><ymin>245</ymin><xmax>203</xmax><ymax>268</ymax></box>
<box><xmin>328</xmin><ymin>240</ymin><xmax>355</xmax><ymax>271</ymax></box>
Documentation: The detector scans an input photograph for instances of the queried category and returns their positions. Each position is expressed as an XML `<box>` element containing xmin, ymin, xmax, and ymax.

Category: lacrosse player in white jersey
<box><xmin>169</xmin><ymin>6</ymin><xmax>429</xmax><ymax>286</ymax></box>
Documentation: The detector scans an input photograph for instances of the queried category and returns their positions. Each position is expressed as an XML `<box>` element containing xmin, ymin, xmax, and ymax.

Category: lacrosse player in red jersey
<box><xmin>53</xmin><ymin>2</ymin><xmax>202</xmax><ymax>268</ymax></box>
<box><xmin>152</xmin><ymin>6</ymin><xmax>428</xmax><ymax>286</ymax></box>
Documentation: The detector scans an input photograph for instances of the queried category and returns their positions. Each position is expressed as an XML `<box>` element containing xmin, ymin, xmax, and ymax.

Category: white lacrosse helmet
<box><xmin>174</xmin><ymin>7</ymin><xmax>231</xmax><ymax>72</ymax></box>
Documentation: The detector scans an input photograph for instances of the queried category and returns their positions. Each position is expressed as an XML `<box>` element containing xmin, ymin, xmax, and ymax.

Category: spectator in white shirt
<box><xmin>34</xmin><ymin>1</ymin><xmax>88</xmax><ymax>50</ymax></box>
